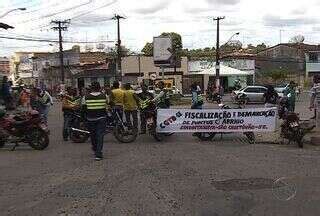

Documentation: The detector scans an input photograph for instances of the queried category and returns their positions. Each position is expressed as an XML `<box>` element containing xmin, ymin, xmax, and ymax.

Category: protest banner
<box><xmin>157</xmin><ymin>108</ymin><xmax>277</xmax><ymax>133</ymax></box>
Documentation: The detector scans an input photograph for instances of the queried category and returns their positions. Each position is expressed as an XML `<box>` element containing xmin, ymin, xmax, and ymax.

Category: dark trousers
<box><xmin>63</xmin><ymin>113</ymin><xmax>73</xmax><ymax>140</ymax></box>
<box><xmin>87</xmin><ymin>118</ymin><xmax>107</xmax><ymax>158</ymax></box>
<box><xmin>140</xmin><ymin>111</ymin><xmax>147</xmax><ymax>133</ymax></box>
<box><xmin>125</xmin><ymin>110</ymin><xmax>138</xmax><ymax>132</ymax></box>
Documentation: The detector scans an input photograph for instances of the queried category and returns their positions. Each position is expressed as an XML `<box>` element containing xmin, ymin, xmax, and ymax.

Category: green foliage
<box><xmin>141</xmin><ymin>42</ymin><xmax>153</xmax><ymax>56</ymax></box>
<box><xmin>246</xmin><ymin>43</ymin><xmax>267</xmax><ymax>54</ymax></box>
<box><xmin>269</xmin><ymin>70</ymin><xmax>288</xmax><ymax>83</ymax></box>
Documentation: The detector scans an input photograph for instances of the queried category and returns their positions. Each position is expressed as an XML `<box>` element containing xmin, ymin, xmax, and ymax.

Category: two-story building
<box><xmin>306</xmin><ymin>51</ymin><xmax>320</xmax><ymax>82</ymax></box>
<box><xmin>256</xmin><ymin>43</ymin><xmax>320</xmax><ymax>85</ymax></box>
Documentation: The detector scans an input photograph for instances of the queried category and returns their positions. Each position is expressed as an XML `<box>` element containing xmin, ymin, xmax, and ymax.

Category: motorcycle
<box><xmin>196</xmin><ymin>103</ymin><xmax>255</xmax><ymax>144</ymax></box>
<box><xmin>206</xmin><ymin>91</ymin><xmax>222</xmax><ymax>104</ymax></box>
<box><xmin>278</xmin><ymin>97</ymin><xmax>314</xmax><ymax>148</ymax></box>
<box><xmin>234</xmin><ymin>93</ymin><xmax>249</xmax><ymax>105</ymax></box>
<box><xmin>0</xmin><ymin>110</ymin><xmax>49</xmax><ymax>150</ymax></box>
<box><xmin>143</xmin><ymin>99</ymin><xmax>173</xmax><ymax>142</ymax></box>
<box><xmin>70</xmin><ymin>108</ymin><xmax>137</xmax><ymax>143</ymax></box>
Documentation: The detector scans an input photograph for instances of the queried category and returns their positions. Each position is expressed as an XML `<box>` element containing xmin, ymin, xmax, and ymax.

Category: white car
<box><xmin>232</xmin><ymin>86</ymin><xmax>268</xmax><ymax>103</ymax></box>
<box><xmin>274</xmin><ymin>83</ymin><xmax>289</xmax><ymax>98</ymax></box>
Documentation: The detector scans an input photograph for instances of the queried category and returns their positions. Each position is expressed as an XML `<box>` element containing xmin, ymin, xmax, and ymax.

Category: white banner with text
<box><xmin>157</xmin><ymin>108</ymin><xmax>277</xmax><ymax>133</ymax></box>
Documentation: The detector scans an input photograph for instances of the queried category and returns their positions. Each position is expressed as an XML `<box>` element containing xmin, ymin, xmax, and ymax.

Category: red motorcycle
<box><xmin>0</xmin><ymin>110</ymin><xmax>49</xmax><ymax>150</ymax></box>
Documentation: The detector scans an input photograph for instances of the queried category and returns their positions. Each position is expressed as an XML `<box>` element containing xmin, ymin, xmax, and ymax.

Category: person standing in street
<box><xmin>83</xmin><ymin>82</ymin><xmax>107</xmax><ymax>161</ymax></box>
<box><xmin>263</xmin><ymin>85</ymin><xmax>279</xmax><ymax>108</ymax></box>
<box><xmin>309</xmin><ymin>75</ymin><xmax>320</xmax><ymax>119</ymax></box>
<box><xmin>123</xmin><ymin>83</ymin><xmax>139</xmax><ymax>134</ymax></box>
<box><xmin>152</xmin><ymin>81</ymin><xmax>170</xmax><ymax>109</ymax></box>
<box><xmin>138</xmin><ymin>84</ymin><xmax>154</xmax><ymax>134</ymax></box>
<box><xmin>191</xmin><ymin>82</ymin><xmax>203</xmax><ymax>109</ymax></box>
<box><xmin>110</xmin><ymin>81</ymin><xmax>124</xmax><ymax>119</ymax></box>
<box><xmin>283</xmin><ymin>81</ymin><xmax>296</xmax><ymax>112</ymax></box>
<box><xmin>62</xmin><ymin>88</ymin><xmax>78</xmax><ymax>141</ymax></box>
<box><xmin>37</xmin><ymin>88</ymin><xmax>53</xmax><ymax>124</ymax></box>
<box><xmin>1</xmin><ymin>76</ymin><xmax>13</xmax><ymax>110</ymax></box>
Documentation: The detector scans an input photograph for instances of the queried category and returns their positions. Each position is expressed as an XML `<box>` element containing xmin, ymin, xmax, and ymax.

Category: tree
<box><xmin>289</xmin><ymin>35</ymin><xmax>305</xmax><ymax>44</ymax></box>
<box><xmin>256</xmin><ymin>43</ymin><xmax>267</xmax><ymax>53</ymax></box>
<box><xmin>220</xmin><ymin>40</ymin><xmax>242</xmax><ymax>54</ymax></box>
<box><xmin>141</xmin><ymin>42</ymin><xmax>153</xmax><ymax>56</ymax></box>
<box><xmin>269</xmin><ymin>69</ymin><xmax>288</xmax><ymax>84</ymax></box>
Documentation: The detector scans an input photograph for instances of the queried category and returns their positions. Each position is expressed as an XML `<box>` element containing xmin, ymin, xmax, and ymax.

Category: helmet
<box><xmin>0</xmin><ymin>108</ymin><xmax>6</xmax><ymax>118</ymax></box>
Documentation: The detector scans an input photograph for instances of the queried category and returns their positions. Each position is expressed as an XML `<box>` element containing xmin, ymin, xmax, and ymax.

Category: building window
<box><xmin>309</xmin><ymin>53</ymin><xmax>318</xmax><ymax>62</ymax></box>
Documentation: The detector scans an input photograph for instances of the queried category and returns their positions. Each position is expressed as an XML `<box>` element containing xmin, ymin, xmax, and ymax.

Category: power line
<box><xmin>0</xmin><ymin>35</ymin><xmax>114</xmax><ymax>43</ymax></box>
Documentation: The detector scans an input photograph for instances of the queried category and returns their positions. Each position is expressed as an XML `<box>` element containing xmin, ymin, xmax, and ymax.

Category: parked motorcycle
<box><xmin>278</xmin><ymin>97</ymin><xmax>314</xmax><ymax>148</ymax></box>
<box><xmin>206</xmin><ymin>91</ymin><xmax>222</xmax><ymax>104</ymax></box>
<box><xmin>196</xmin><ymin>103</ymin><xmax>255</xmax><ymax>144</ymax></box>
<box><xmin>70</xmin><ymin>108</ymin><xmax>137</xmax><ymax>143</ymax></box>
<box><xmin>143</xmin><ymin>99</ymin><xmax>173</xmax><ymax>142</ymax></box>
<box><xmin>0</xmin><ymin>109</ymin><xmax>49</xmax><ymax>150</ymax></box>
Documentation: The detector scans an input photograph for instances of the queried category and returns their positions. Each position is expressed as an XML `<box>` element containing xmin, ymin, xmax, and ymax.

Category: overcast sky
<box><xmin>0</xmin><ymin>0</ymin><xmax>320</xmax><ymax>56</ymax></box>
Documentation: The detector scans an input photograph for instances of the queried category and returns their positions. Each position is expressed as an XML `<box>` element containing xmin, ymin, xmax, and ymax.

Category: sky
<box><xmin>0</xmin><ymin>0</ymin><xmax>320</xmax><ymax>56</ymax></box>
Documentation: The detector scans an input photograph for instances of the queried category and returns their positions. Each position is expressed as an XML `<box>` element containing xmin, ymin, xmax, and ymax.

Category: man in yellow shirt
<box><xmin>110</xmin><ymin>81</ymin><xmax>124</xmax><ymax>119</ymax></box>
<box><xmin>123</xmin><ymin>83</ymin><xmax>139</xmax><ymax>133</ymax></box>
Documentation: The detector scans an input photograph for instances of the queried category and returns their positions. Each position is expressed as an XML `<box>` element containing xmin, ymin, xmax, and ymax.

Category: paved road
<box><xmin>1</xmin><ymin>95</ymin><xmax>320</xmax><ymax>216</ymax></box>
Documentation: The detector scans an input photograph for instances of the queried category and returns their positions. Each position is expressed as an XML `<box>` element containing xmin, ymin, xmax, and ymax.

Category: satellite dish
<box><xmin>96</xmin><ymin>43</ymin><xmax>105</xmax><ymax>51</ymax></box>
<box><xmin>85</xmin><ymin>44</ymin><xmax>94</xmax><ymax>52</ymax></box>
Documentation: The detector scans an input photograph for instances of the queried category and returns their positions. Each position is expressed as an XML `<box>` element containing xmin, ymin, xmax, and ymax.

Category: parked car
<box><xmin>232</xmin><ymin>86</ymin><xmax>268</xmax><ymax>103</ymax></box>
<box><xmin>274</xmin><ymin>83</ymin><xmax>289</xmax><ymax>98</ymax></box>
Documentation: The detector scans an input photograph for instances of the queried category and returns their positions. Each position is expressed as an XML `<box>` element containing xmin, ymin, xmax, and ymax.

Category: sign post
<box><xmin>153</xmin><ymin>36</ymin><xmax>173</xmax><ymax>83</ymax></box>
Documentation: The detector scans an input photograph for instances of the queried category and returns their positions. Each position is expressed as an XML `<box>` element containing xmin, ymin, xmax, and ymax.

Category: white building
<box><xmin>306</xmin><ymin>51</ymin><xmax>320</xmax><ymax>80</ymax></box>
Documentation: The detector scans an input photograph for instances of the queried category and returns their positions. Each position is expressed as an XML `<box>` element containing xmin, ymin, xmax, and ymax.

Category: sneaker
<box><xmin>95</xmin><ymin>157</ymin><xmax>103</xmax><ymax>161</ymax></box>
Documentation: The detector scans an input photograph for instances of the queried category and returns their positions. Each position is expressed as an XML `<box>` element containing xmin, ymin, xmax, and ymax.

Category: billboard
<box><xmin>153</xmin><ymin>36</ymin><xmax>172</xmax><ymax>67</ymax></box>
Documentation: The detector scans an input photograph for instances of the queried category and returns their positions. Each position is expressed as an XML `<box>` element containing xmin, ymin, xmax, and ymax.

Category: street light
<box><xmin>215</xmin><ymin>31</ymin><xmax>240</xmax><ymax>92</ymax></box>
<box><xmin>224</xmin><ymin>32</ymin><xmax>240</xmax><ymax>46</ymax></box>
<box><xmin>0</xmin><ymin>8</ymin><xmax>26</xmax><ymax>19</ymax></box>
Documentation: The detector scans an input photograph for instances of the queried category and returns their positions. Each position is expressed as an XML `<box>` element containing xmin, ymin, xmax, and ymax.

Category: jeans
<box><xmin>63</xmin><ymin>113</ymin><xmax>73</xmax><ymax>140</ymax></box>
<box><xmin>87</xmin><ymin>118</ymin><xmax>107</xmax><ymax>158</ymax></box>
<box><xmin>39</xmin><ymin>105</ymin><xmax>50</xmax><ymax>124</ymax></box>
<box><xmin>140</xmin><ymin>111</ymin><xmax>147</xmax><ymax>133</ymax></box>
<box><xmin>125</xmin><ymin>110</ymin><xmax>138</xmax><ymax>132</ymax></box>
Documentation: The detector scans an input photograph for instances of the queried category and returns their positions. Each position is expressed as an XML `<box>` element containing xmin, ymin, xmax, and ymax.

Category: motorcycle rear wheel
<box><xmin>244</xmin><ymin>132</ymin><xmax>255</xmax><ymax>144</ymax></box>
<box><xmin>28</xmin><ymin>128</ymin><xmax>49</xmax><ymax>150</ymax></box>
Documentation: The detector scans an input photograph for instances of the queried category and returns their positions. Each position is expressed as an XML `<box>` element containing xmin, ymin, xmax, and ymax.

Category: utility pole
<box><xmin>213</xmin><ymin>16</ymin><xmax>225</xmax><ymax>91</ymax></box>
<box><xmin>113</xmin><ymin>14</ymin><xmax>125</xmax><ymax>81</ymax></box>
<box><xmin>51</xmin><ymin>20</ymin><xmax>70</xmax><ymax>84</ymax></box>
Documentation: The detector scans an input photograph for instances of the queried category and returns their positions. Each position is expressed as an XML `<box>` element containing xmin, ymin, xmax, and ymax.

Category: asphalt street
<box><xmin>1</xmin><ymin>94</ymin><xmax>320</xmax><ymax>216</ymax></box>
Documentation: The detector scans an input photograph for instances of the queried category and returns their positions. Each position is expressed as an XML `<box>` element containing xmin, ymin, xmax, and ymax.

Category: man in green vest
<box><xmin>83</xmin><ymin>82</ymin><xmax>107</xmax><ymax>161</ymax></box>
<box><xmin>283</xmin><ymin>81</ymin><xmax>296</xmax><ymax>112</ymax></box>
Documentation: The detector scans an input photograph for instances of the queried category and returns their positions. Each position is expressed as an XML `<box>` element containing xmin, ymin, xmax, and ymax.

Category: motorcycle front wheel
<box><xmin>0</xmin><ymin>140</ymin><xmax>5</xmax><ymax>148</ymax></box>
<box><xmin>196</xmin><ymin>133</ymin><xmax>216</xmax><ymax>141</ymax></box>
<box><xmin>28</xmin><ymin>128</ymin><xmax>49</xmax><ymax>150</ymax></box>
<box><xmin>114</xmin><ymin>122</ymin><xmax>137</xmax><ymax>143</ymax></box>
<box><xmin>70</xmin><ymin>121</ymin><xmax>90</xmax><ymax>143</ymax></box>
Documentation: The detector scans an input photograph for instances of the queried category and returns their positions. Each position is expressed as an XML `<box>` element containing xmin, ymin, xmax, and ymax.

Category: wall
<box><xmin>121</xmin><ymin>56</ymin><xmax>188</xmax><ymax>91</ymax></box>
